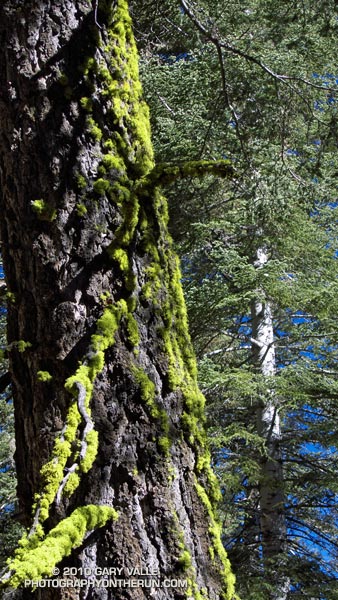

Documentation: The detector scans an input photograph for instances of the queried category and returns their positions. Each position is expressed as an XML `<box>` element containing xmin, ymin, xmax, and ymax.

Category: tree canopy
<box><xmin>135</xmin><ymin>0</ymin><xmax>338</xmax><ymax>597</ymax></box>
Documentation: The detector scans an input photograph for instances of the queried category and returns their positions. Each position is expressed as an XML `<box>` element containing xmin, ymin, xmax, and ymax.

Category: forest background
<box><xmin>1</xmin><ymin>1</ymin><xmax>338</xmax><ymax>599</ymax></box>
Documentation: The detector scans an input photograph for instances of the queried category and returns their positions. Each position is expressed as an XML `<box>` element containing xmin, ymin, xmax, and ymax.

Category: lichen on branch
<box><xmin>137</xmin><ymin>159</ymin><xmax>234</xmax><ymax>193</ymax></box>
<box><xmin>3</xmin><ymin>505</ymin><xmax>118</xmax><ymax>588</ymax></box>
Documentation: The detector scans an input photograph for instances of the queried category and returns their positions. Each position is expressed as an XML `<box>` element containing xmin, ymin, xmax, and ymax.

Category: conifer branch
<box><xmin>179</xmin><ymin>0</ymin><xmax>338</xmax><ymax>92</ymax></box>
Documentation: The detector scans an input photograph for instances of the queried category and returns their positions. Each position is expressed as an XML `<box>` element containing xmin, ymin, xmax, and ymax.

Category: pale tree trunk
<box><xmin>251</xmin><ymin>247</ymin><xmax>289</xmax><ymax>600</ymax></box>
<box><xmin>0</xmin><ymin>1</ymin><xmax>235</xmax><ymax>599</ymax></box>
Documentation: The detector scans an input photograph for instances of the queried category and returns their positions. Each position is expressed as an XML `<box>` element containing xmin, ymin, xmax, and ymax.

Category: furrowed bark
<box><xmin>0</xmin><ymin>1</ymin><xmax>236</xmax><ymax>598</ymax></box>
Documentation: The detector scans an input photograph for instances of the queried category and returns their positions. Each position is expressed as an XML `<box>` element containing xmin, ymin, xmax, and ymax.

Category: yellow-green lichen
<box><xmin>37</xmin><ymin>371</ymin><xmax>53</xmax><ymax>383</ymax></box>
<box><xmin>125</xmin><ymin>312</ymin><xmax>139</xmax><ymax>347</ymax></box>
<box><xmin>131</xmin><ymin>366</ymin><xmax>170</xmax><ymax>454</ymax></box>
<box><xmin>86</xmin><ymin>116</ymin><xmax>103</xmax><ymax>141</ymax></box>
<box><xmin>81</xmin><ymin>56</ymin><xmax>97</xmax><ymax>77</ymax></box>
<box><xmin>195</xmin><ymin>481</ymin><xmax>236</xmax><ymax>600</ymax></box>
<box><xmin>81</xmin><ymin>430</ymin><xmax>99</xmax><ymax>473</ymax></box>
<box><xmin>7</xmin><ymin>505</ymin><xmax>118</xmax><ymax>588</ymax></box>
<box><xmin>63</xmin><ymin>472</ymin><xmax>80</xmax><ymax>496</ymax></box>
<box><xmin>103</xmin><ymin>138</ymin><xmax>114</xmax><ymax>150</ymax></box>
<box><xmin>80</xmin><ymin>96</ymin><xmax>93</xmax><ymax>111</ymax></box>
<box><xmin>93</xmin><ymin>178</ymin><xmax>110</xmax><ymax>195</ymax></box>
<box><xmin>14</xmin><ymin>340</ymin><xmax>32</xmax><ymax>353</ymax></box>
<box><xmin>76</xmin><ymin>203</ymin><xmax>88</xmax><ymax>216</ymax></box>
<box><xmin>131</xmin><ymin>366</ymin><xmax>156</xmax><ymax>411</ymax></box>
<box><xmin>6</xmin><ymin>291</ymin><xmax>16</xmax><ymax>304</ymax></box>
<box><xmin>31</xmin><ymin>199</ymin><xmax>57</xmax><ymax>222</ymax></box>
<box><xmin>76</xmin><ymin>174</ymin><xmax>87</xmax><ymax>189</ymax></box>
<box><xmin>178</xmin><ymin>550</ymin><xmax>192</xmax><ymax>571</ymax></box>
<box><xmin>109</xmin><ymin>247</ymin><xmax>129</xmax><ymax>272</ymax></box>
<box><xmin>102</xmin><ymin>153</ymin><xmax>126</xmax><ymax>173</ymax></box>
<box><xmin>31</xmin><ymin>300</ymin><xmax>128</xmax><ymax>529</ymax></box>
<box><xmin>158</xmin><ymin>436</ymin><xmax>171</xmax><ymax>455</ymax></box>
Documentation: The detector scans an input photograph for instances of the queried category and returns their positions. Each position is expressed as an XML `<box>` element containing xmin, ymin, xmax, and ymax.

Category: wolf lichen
<box><xmin>30</xmin><ymin>301</ymin><xmax>128</xmax><ymax>529</ymax></box>
<box><xmin>93</xmin><ymin>177</ymin><xmax>110</xmax><ymax>195</ymax></box>
<box><xmin>131</xmin><ymin>366</ymin><xmax>170</xmax><ymax>453</ymax></box>
<box><xmin>76</xmin><ymin>203</ymin><xmax>88</xmax><ymax>216</ymax></box>
<box><xmin>7</xmin><ymin>506</ymin><xmax>118</xmax><ymax>588</ymax></box>
<box><xmin>31</xmin><ymin>199</ymin><xmax>57</xmax><ymax>221</ymax></box>
<box><xmin>195</xmin><ymin>481</ymin><xmax>237</xmax><ymax>600</ymax></box>
<box><xmin>37</xmin><ymin>371</ymin><xmax>52</xmax><ymax>382</ymax></box>
<box><xmin>14</xmin><ymin>340</ymin><xmax>32</xmax><ymax>353</ymax></box>
<box><xmin>178</xmin><ymin>549</ymin><xmax>192</xmax><ymax>571</ymax></box>
<box><xmin>86</xmin><ymin>116</ymin><xmax>103</xmax><ymax>141</ymax></box>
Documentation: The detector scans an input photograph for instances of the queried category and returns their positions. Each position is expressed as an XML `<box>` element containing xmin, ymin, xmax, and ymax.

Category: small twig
<box><xmin>93</xmin><ymin>0</ymin><xmax>102</xmax><ymax>29</ymax></box>
<box><xmin>28</xmin><ymin>503</ymin><xmax>41</xmax><ymax>537</ymax></box>
<box><xmin>156</xmin><ymin>93</ymin><xmax>176</xmax><ymax>115</ymax></box>
<box><xmin>75</xmin><ymin>381</ymin><xmax>94</xmax><ymax>462</ymax></box>
<box><xmin>56</xmin><ymin>381</ymin><xmax>94</xmax><ymax>505</ymax></box>
<box><xmin>55</xmin><ymin>463</ymin><xmax>79</xmax><ymax>505</ymax></box>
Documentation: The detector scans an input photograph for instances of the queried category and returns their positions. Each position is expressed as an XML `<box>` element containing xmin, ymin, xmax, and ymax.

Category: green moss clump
<box><xmin>37</xmin><ymin>371</ymin><xmax>53</xmax><ymax>383</ymax></box>
<box><xmin>31</xmin><ymin>199</ymin><xmax>57</xmax><ymax>222</ymax></box>
<box><xmin>7</xmin><ymin>505</ymin><xmax>118</xmax><ymax>588</ymax></box>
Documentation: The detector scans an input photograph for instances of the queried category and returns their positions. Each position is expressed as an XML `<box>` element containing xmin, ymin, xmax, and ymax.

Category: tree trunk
<box><xmin>251</xmin><ymin>247</ymin><xmax>289</xmax><ymax>600</ymax></box>
<box><xmin>0</xmin><ymin>1</ymin><xmax>235</xmax><ymax>598</ymax></box>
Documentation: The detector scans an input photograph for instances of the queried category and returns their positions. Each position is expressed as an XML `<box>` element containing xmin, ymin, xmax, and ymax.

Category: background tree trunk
<box><xmin>251</xmin><ymin>247</ymin><xmax>289</xmax><ymax>600</ymax></box>
<box><xmin>0</xmin><ymin>1</ymin><xmax>235</xmax><ymax>598</ymax></box>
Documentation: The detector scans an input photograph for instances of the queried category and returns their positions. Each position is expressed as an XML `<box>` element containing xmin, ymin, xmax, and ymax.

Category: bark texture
<box><xmin>0</xmin><ymin>1</ymin><xmax>235</xmax><ymax>599</ymax></box>
<box><xmin>251</xmin><ymin>247</ymin><xmax>289</xmax><ymax>600</ymax></box>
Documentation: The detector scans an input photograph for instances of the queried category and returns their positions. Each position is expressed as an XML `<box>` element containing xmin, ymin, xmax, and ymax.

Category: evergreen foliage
<box><xmin>134</xmin><ymin>0</ymin><xmax>338</xmax><ymax>597</ymax></box>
